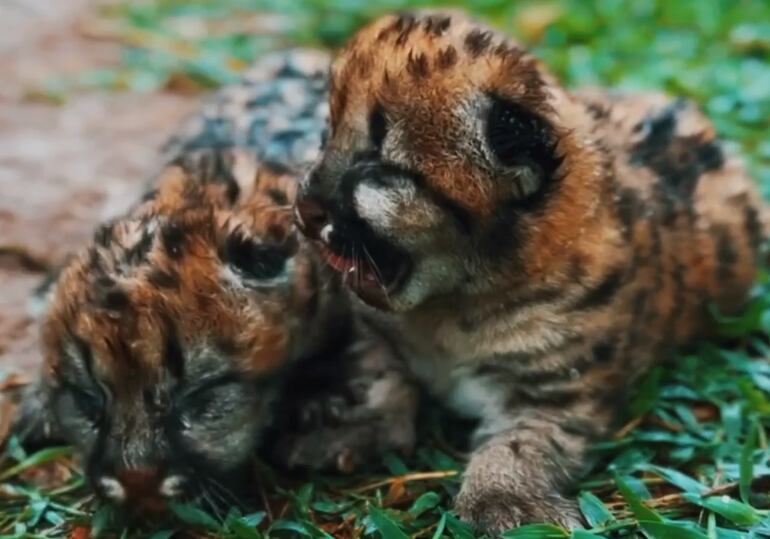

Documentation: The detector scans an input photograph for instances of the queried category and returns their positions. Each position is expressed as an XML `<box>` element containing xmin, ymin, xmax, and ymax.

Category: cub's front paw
<box><xmin>454</xmin><ymin>442</ymin><xmax>583</xmax><ymax>535</ymax></box>
<box><xmin>455</xmin><ymin>485</ymin><xmax>583</xmax><ymax>535</ymax></box>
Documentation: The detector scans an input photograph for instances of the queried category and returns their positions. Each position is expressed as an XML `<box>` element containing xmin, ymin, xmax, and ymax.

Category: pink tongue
<box><xmin>324</xmin><ymin>250</ymin><xmax>352</xmax><ymax>272</ymax></box>
<box><xmin>323</xmin><ymin>248</ymin><xmax>380</xmax><ymax>286</ymax></box>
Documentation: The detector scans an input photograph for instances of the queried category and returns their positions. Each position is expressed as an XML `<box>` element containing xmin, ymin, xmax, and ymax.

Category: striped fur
<box><xmin>295</xmin><ymin>11</ymin><xmax>770</xmax><ymax>532</ymax></box>
<box><xmin>17</xmin><ymin>51</ymin><xmax>417</xmax><ymax>510</ymax></box>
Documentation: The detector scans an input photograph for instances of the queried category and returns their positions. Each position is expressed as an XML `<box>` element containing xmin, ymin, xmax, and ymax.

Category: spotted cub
<box><xmin>296</xmin><ymin>12</ymin><xmax>769</xmax><ymax>532</ymax></box>
<box><xmin>9</xmin><ymin>51</ymin><xmax>416</xmax><ymax>512</ymax></box>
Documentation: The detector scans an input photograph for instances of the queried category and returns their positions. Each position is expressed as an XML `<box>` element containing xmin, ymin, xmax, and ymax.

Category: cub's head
<box><xmin>297</xmin><ymin>12</ymin><xmax>606</xmax><ymax>311</ymax></box>
<box><xmin>37</xmin><ymin>151</ymin><xmax>314</xmax><ymax>510</ymax></box>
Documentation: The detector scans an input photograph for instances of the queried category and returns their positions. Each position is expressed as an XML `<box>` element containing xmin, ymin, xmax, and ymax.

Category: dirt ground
<box><xmin>0</xmin><ymin>0</ymin><xmax>199</xmax><ymax>374</ymax></box>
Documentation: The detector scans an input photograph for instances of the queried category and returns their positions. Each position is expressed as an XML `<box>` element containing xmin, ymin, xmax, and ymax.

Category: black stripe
<box><xmin>571</xmin><ymin>268</ymin><xmax>625</xmax><ymax>310</ymax></box>
<box><xmin>714</xmin><ymin>225</ymin><xmax>738</xmax><ymax>282</ymax></box>
<box><xmin>163</xmin><ymin>319</ymin><xmax>185</xmax><ymax>379</ymax></box>
<box><xmin>515</xmin><ymin>384</ymin><xmax>582</xmax><ymax>407</ymax></box>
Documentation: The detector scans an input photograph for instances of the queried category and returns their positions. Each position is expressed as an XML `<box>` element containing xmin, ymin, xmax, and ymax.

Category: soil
<box><xmin>0</xmin><ymin>0</ymin><xmax>199</xmax><ymax>374</ymax></box>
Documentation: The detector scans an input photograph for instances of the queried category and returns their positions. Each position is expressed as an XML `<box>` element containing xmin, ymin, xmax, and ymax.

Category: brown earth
<box><xmin>0</xmin><ymin>0</ymin><xmax>199</xmax><ymax>375</ymax></box>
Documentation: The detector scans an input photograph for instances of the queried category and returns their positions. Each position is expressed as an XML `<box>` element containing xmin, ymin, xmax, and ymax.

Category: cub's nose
<box><xmin>115</xmin><ymin>467</ymin><xmax>162</xmax><ymax>500</ymax></box>
<box><xmin>295</xmin><ymin>197</ymin><xmax>330</xmax><ymax>242</ymax></box>
<box><xmin>98</xmin><ymin>467</ymin><xmax>181</xmax><ymax>512</ymax></box>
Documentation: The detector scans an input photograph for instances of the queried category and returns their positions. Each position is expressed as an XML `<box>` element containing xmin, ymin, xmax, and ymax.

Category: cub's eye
<box><xmin>486</xmin><ymin>96</ymin><xmax>561</xmax><ymax>200</ymax></box>
<box><xmin>369</xmin><ymin>105</ymin><xmax>387</xmax><ymax>151</ymax></box>
<box><xmin>222</xmin><ymin>234</ymin><xmax>290</xmax><ymax>283</ymax></box>
<box><xmin>176</xmin><ymin>373</ymin><xmax>244</xmax><ymax>421</ymax></box>
<box><xmin>68</xmin><ymin>386</ymin><xmax>105</xmax><ymax>423</ymax></box>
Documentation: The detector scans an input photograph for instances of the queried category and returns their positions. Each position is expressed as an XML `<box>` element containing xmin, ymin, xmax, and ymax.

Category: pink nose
<box><xmin>115</xmin><ymin>467</ymin><xmax>164</xmax><ymax>510</ymax></box>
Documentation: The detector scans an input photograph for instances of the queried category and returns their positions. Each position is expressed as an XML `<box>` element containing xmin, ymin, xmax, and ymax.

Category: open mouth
<box><xmin>317</xmin><ymin>242</ymin><xmax>410</xmax><ymax>309</ymax></box>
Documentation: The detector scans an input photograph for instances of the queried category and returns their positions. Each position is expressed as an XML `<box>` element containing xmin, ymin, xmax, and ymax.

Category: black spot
<box><xmin>394</xmin><ymin>14</ymin><xmax>418</xmax><ymax>46</ymax></box>
<box><xmin>164</xmin><ymin>321</ymin><xmax>185</xmax><ymax>379</ymax></box>
<box><xmin>744</xmin><ymin>205</ymin><xmax>764</xmax><ymax>251</ymax></box>
<box><xmin>124</xmin><ymin>229</ymin><xmax>154</xmax><ymax>265</ymax></box>
<box><xmin>714</xmin><ymin>226</ymin><xmax>739</xmax><ymax>282</ymax></box>
<box><xmin>586</xmin><ymin>101</ymin><xmax>610</xmax><ymax>120</ymax></box>
<box><xmin>423</xmin><ymin>15</ymin><xmax>451</xmax><ymax>36</ymax></box>
<box><xmin>436</xmin><ymin>46</ymin><xmax>458</xmax><ymax>70</ymax></box>
<box><xmin>275</xmin><ymin>60</ymin><xmax>308</xmax><ymax>79</ymax></box>
<box><xmin>616</xmin><ymin>187</ymin><xmax>644</xmax><ymax>237</ymax></box>
<box><xmin>183</xmin><ymin>150</ymin><xmax>241</xmax><ymax>205</ymax></box>
<box><xmin>262</xmin><ymin>160</ymin><xmax>293</xmax><ymax>177</ymax></box>
<box><xmin>140</xmin><ymin>189</ymin><xmax>158</xmax><ymax>203</ymax></box>
<box><xmin>222</xmin><ymin>234</ymin><xmax>288</xmax><ymax>281</ymax></box>
<box><xmin>265</xmin><ymin>188</ymin><xmax>289</xmax><ymax>206</ymax></box>
<box><xmin>93</xmin><ymin>223</ymin><xmax>115</xmax><ymax>247</ymax></box>
<box><xmin>695</xmin><ymin>140</ymin><xmax>725</xmax><ymax>170</ymax></box>
<box><xmin>101</xmin><ymin>289</ymin><xmax>129</xmax><ymax>311</ymax></box>
<box><xmin>147</xmin><ymin>268</ymin><xmax>179</xmax><ymax>289</ymax></box>
<box><xmin>591</xmin><ymin>337</ymin><xmax>616</xmax><ymax>363</ymax></box>
<box><xmin>572</xmin><ymin>268</ymin><xmax>625</xmax><ymax>310</ymax></box>
<box><xmin>464</xmin><ymin>29</ymin><xmax>492</xmax><ymax>57</ymax></box>
<box><xmin>161</xmin><ymin>222</ymin><xmax>186</xmax><ymax>259</ymax></box>
<box><xmin>369</xmin><ymin>104</ymin><xmax>388</xmax><ymax>151</ymax></box>
<box><xmin>630</xmin><ymin>100</ymin><xmax>724</xmax><ymax>202</ymax></box>
<box><xmin>406</xmin><ymin>51</ymin><xmax>430</xmax><ymax>79</ymax></box>
<box><xmin>175</xmin><ymin>117</ymin><xmax>234</xmax><ymax>153</ymax></box>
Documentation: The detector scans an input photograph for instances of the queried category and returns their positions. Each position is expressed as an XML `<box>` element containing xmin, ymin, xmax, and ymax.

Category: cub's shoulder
<box><xmin>163</xmin><ymin>49</ymin><xmax>330</xmax><ymax>171</ymax></box>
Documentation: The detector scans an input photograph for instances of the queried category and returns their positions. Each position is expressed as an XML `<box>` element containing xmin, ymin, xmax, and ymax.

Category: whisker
<box><xmin>205</xmin><ymin>476</ymin><xmax>242</xmax><ymax>508</ymax></box>
<box><xmin>362</xmin><ymin>242</ymin><xmax>391</xmax><ymax>303</ymax></box>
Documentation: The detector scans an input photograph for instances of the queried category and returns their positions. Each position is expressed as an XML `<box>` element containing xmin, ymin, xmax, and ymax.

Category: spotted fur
<box><xmin>12</xmin><ymin>50</ymin><xmax>416</xmax><ymax>511</ymax></box>
<box><xmin>296</xmin><ymin>12</ymin><xmax>770</xmax><ymax>532</ymax></box>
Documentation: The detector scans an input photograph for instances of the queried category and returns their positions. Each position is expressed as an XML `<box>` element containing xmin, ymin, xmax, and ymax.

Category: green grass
<box><xmin>6</xmin><ymin>0</ymin><xmax>770</xmax><ymax>537</ymax></box>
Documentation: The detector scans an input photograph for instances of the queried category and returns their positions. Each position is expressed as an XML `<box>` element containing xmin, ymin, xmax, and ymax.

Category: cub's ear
<box><xmin>2</xmin><ymin>378</ymin><xmax>61</xmax><ymax>449</ymax></box>
<box><xmin>27</xmin><ymin>270</ymin><xmax>60</xmax><ymax>320</ymax></box>
<box><xmin>485</xmin><ymin>96</ymin><xmax>562</xmax><ymax>201</ymax></box>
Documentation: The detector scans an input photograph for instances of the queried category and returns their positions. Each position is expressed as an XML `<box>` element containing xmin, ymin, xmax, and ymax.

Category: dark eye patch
<box><xmin>369</xmin><ymin>104</ymin><xmax>388</xmax><ymax>151</ymax></box>
<box><xmin>176</xmin><ymin>371</ymin><xmax>244</xmax><ymax>419</ymax></box>
<box><xmin>486</xmin><ymin>96</ymin><xmax>561</xmax><ymax>177</ymax></box>
<box><xmin>60</xmin><ymin>382</ymin><xmax>105</xmax><ymax>424</ymax></box>
<box><xmin>222</xmin><ymin>234</ymin><xmax>289</xmax><ymax>281</ymax></box>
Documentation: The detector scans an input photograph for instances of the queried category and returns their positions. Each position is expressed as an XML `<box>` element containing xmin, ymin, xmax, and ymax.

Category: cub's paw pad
<box><xmin>455</xmin><ymin>488</ymin><xmax>583</xmax><ymax>535</ymax></box>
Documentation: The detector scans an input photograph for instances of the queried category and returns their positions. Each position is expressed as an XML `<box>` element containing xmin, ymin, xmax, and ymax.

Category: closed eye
<box><xmin>174</xmin><ymin>372</ymin><xmax>245</xmax><ymax>420</ymax></box>
<box><xmin>62</xmin><ymin>383</ymin><xmax>106</xmax><ymax>424</ymax></box>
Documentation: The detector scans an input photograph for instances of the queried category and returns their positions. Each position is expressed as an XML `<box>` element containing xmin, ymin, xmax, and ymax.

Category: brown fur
<box><xmin>297</xmin><ymin>11</ymin><xmax>769</xmax><ymax>533</ymax></box>
<box><xmin>10</xmin><ymin>50</ymin><xmax>418</xmax><ymax>509</ymax></box>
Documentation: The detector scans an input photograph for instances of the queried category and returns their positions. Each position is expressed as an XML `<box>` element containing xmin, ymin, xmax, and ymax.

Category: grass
<box><xmin>5</xmin><ymin>0</ymin><xmax>770</xmax><ymax>537</ymax></box>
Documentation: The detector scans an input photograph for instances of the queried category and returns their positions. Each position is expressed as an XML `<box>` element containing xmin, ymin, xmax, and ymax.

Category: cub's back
<box><xmin>580</xmin><ymin>89</ymin><xmax>768</xmax><ymax>348</ymax></box>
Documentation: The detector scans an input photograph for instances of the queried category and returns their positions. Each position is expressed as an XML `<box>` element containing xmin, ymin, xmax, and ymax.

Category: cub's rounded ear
<box><xmin>485</xmin><ymin>96</ymin><xmax>562</xmax><ymax>201</ymax></box>
<box><xmin>27</xmin><ymin>271</ymin><xmax>60</xmax><ymax>320</ymax></box>
<box><xmin>3</xmin><ymin>379</ymin><xmax>61</xmax><ymax>448</ymax></box>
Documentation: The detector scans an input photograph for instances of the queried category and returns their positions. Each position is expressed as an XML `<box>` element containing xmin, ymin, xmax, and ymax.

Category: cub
<box><xmin>295</xmin><ymin>12</ymin><xmax>769</xmax><ymax>532</ymax></box>
<box><xmin>8</xmin><ymin>51</ymin><xmax>416</xmax><ymax>512</ymax></box>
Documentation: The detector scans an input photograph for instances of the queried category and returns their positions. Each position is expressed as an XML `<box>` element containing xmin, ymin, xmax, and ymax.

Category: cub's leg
<box><xmin>3</xmin><ymin>380</ymin><xmax>60</xmax><ymax>447</ymax></box>
<box><xmin>455</xmin><ymin>402</ymin><xmax>611</xmax><ymax>533</ymax></box>
<box><xmin>274</xmin><ymin>328</ymin><xmax>418</xmax><ymax>473</ymax></box>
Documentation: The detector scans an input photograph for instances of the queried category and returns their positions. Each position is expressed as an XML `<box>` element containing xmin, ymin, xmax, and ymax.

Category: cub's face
<box><xmin>297</xmin><ymin>12</ymin><xmax>603</xmax><ymax>311</ymax></box>
<box><xmin>39</xmin><ymin>152</ymin><xmax>312</xmax><ymax>510</ymax></box>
